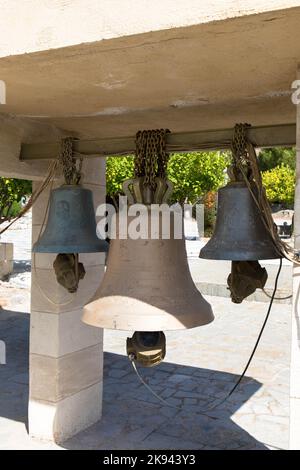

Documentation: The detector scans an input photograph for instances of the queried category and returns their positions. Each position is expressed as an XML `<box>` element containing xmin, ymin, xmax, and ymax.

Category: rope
<box><xmin>1</xmin><ymin>135</ymin><xmax>82</xmax><ymax>236</ymax></box>
<box><xmin>0</xmin><ymin>159</ymin><xmax>58</xmax><ymax>236</ymax></box>
<box><xmin>262</xmin><ymin>288</ymin><xmax>292</xmax><ymax>301</ymax></box>
<box><xmin>59</xmin><ymin>137</ymin><xmax>83</xmax><ymax>185</ymax></box>
<box><xmin>129</xmin><ymin>258</ymin><xmax>282</xmax><ymax>413</ymax></box>
<box><xmin>230</xmin><ymin>124</ymin><xmax>298</xmax><ymax>264</ymax></box>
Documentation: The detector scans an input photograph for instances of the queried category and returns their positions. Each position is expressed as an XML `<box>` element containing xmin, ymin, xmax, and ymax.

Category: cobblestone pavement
<box><xmin>0</xmin><ymin>290</ymin><xmax>290</xmax><ymax>450</ymax></box>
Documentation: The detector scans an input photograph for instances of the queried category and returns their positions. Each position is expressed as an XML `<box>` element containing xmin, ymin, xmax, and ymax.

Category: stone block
<box><xmin>30</xmin><ymin>309</ymin><xmax>103</xmax><ymax>357</ymax></box>
<box><xmin>0</xmin><ymin>242</ymin><xmax>14</xmax><ymax>280</ymax></box>
<box><xmin>30</xmin><ymin>343</ymin><xmax>103</xmax><ymax>402</ymax></box>
<box><xmin>29</xmin><ymin>381</ymin><xmax>102</xmax><ymax>444</ymax></box>
<box><xmin>82</xmin><ymin>158</ymin><xmax>106</xmax><ymax>186</ymax></box>
<box><xmin>31</xmin><ymin>265</ymin><xmax>104</xmax><ymax>313</ymax></box>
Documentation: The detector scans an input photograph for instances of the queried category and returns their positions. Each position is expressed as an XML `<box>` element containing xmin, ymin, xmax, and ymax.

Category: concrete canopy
<box><xmin>0</xmin><ymin>2</ymin><xmax>299</xmax><ymax>144</ymax></box>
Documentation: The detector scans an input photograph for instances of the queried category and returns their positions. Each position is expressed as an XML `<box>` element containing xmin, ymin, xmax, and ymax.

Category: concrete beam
<box><xmin>0</xmin><ymin>114</ymin><xmax>66</xmax><ymax>180</ymax></box>
<box><xmin>20</xmin><ymin>124</ymin><xmax>296</xmax><ymax>161</ymax></box>
<box><xmin>1</xmin><ymin>7</ymin><xmax>299</xmax><ymax>138</ymax></box>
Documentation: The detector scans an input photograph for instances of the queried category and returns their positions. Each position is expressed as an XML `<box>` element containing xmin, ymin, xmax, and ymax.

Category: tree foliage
<box><xmin>106</xmin><ymin>152</ymin><xmax>229</xmax><ymax>205</ymax></box>
<box><xmin>0</xmin><ymin>178</ymin><xmax>32</xmax><ymax>223</ymax></box>
<box><xmin>258</xmin><ymin>147</ymin><xmax>295</xmax><ymax>171</ymax></box>
<box><xmin>106</xmin><ymin>150</ymin><xmax>295</xmax><ymax>208</ymax></box>
<box><xmin>106</xmin><ymin>156</ymin><xmax>135</xmax><ymax>200</ymax></box>
<box><xmin>262</xmin><ymin>165</ymin><xmax>295</xmax><ymax>206</ymax></box>
<box><xmin>167</xmin><ymin>152</ymin><xmax>229</xmax><ymax>205</ymax></box>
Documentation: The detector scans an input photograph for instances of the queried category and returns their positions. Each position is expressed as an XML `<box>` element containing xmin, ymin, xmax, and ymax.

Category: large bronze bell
<box><xmin>200</xmin><ymin>181</ymin><xmax>280</xmax><ymax>261</ymax></box>
<box><xmin>33</xmin><ymin>185</ymin><xmax>108</xmax><ymax>253</ymax></box>
<box><xmin>82</xmin><ymin>208</ymin><xmax>214</xmax><ymax>331</ymax></box>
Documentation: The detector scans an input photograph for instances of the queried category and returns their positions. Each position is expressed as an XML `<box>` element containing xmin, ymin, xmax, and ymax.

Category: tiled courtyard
<box><xmin>0</xmin><ymin>293</ymin><xmax>290</xmax><ymax>450</ymax></box>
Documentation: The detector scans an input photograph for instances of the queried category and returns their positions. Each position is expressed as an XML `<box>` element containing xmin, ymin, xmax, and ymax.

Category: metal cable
<box><xmin>129</xmin><ymin>258</ymin><xmax>282</xmax><ymax>413</ymax></box>
<box><xmin>262</xmin><ymin>287</ymin><xmax>292</xmax><ymax>301</ymax></box>
<box><xmin>0</xmin><ymin>159</ymin><xmax>58</xmax><ymax>236</ymax></box>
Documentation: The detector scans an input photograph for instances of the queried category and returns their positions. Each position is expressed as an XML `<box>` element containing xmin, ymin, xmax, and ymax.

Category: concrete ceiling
<box><xmin>0</xmin><ymin>6</ymin><xmax>299</xmax><ymax>140</ymax></box>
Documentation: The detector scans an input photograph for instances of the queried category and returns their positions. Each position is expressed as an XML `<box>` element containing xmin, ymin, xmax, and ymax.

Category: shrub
<box><xmin>262</xmin><ymin>164</ymin><xmax>295</xmax><ymax>207</ymax></box>
<box><xmin>258</xmin><ymin>147</ymin><xmax>295</xmax><ymax>171</ymax></box>
<box><xmin>106</xmin><ymin>152</ymin><xmax>229</xmax><ymax>206</ymax></box>
<box><xmin>106</xmin><ymin>156</ymin><xmax>134</xmax><ymax>200</ymax></box>
<box><xmin>0</xmin><ymin>178</ymin><xmax>32</xmax><ymax>223</ymax></box>
<box><xmin>167</xmin><ymin>152</ymin><xmax>229</xmax><ymax>205</ymax></box>
<box><xmin>203</xmin><ymin>191</ymin><xmax>217</xmax><ymax>237</ymax></box>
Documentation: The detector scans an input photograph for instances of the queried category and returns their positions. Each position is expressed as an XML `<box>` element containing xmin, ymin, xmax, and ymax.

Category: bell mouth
<box><xmin>200</xmin><ymin>240</ymin><xmax>281</xmax><ymax>261</ymax></box>
<box><xmin>82</xmin><ymin>295</ymin><xmax>214</xmax><ymax>331</ymax></box>
<box><xmin>32</xmin><ymin>241</ymin><xmax>108</xmax><ymax>253</ymax></box>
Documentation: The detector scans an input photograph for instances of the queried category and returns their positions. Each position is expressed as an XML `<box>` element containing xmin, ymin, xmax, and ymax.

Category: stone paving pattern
<box><xmin>0</xmin><ymin>290</ymin><xmax>290</xmax><ymax>450</ymax></box>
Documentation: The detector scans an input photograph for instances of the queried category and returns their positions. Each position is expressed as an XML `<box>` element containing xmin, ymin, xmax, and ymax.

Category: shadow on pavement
<box><xmin>0</xmin><ymin>310</ymin><xmax>267</xmax><ymax>450</ymax></box>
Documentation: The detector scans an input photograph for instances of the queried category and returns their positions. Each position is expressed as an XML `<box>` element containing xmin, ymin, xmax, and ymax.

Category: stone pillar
<box><xmin>29</xmin><ymin>158</ymin><xmax>106</xmax><ymax>443</ymax></box>
<box><xmin>290</xmin><ymin>69</ymin><xmax>300</xmax><ymax>449</ymax></box>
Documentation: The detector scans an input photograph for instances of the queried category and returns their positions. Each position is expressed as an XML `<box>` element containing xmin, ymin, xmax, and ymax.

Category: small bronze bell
<box><xmin>33</xmin><ymin>185</ymin><xmax>108</xmax><ymax>254</ymax></box>
<box><xmin>200</xmin><ymin>181</ymin><xmax>280</xmax><ymax>261</ymax></box>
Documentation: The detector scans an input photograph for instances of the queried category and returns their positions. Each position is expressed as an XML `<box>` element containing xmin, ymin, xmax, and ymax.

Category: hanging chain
<box><xmin>134</xmin><ymin>129</ymin><xmax>170</xmax><ymax>189</ymax></box>
<box><xmin>230</xmin><ymin>123</ymin><xmax>300</xmax><ymax>262</ymax></box>
<box><xmin>230</xmin><ymin>123</ymin><xmax>252</xmax><ymax>181</ymax></box>
<box><xmin>59</xmin><ymin>137</ymin><xmax>83</xmax><ymax>185</ymax></box>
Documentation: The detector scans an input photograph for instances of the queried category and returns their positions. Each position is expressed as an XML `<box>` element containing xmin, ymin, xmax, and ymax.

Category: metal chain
<box><xmin>230</xmin><ymin>123</ymin><xmax>252</xmax><ymax>180</ymax></box>
<box><xmin>135</xmin><ymin>129</ymin><xmax>170</xmax><ymax>188</ymax></box>
<box><xmin>230</xmin><ymin>123</ymin><xmax>300</xmax><ymax>263</ymax></box>
<box><xmin>59</xmin><ymin>137</ymin><xmax>83</xmax><ymax>185</ymax></box>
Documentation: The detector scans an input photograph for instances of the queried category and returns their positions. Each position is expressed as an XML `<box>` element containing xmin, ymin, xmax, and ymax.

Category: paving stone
<box><xmin>0</xmin><ymin>263</ymin><xmax>291</xmax><ymax>450</ymax></box>
<box><xmin>183</xmin><ymin>398</ymin><xmax>198</xmax><ymax>406</ymax></box>
<box><xmin>174</xmin><ymin>390</ymin><xmax>201</xmax><ymax>399</ymax></box>
<box><xmin>159</xmin><ymin>387</ymin><xmax>175</xmax><ymax>399</ymax></box>
<box><xmin>108</xmin><ymin>368</ymin><xmax>130</xmax><ymax>379</ymax></box>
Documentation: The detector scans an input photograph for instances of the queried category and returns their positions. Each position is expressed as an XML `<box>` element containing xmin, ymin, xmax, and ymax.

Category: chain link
<box><xmin>59</xmin><ymin>137</ymin><xmax>83</xmax><ymax>185</ymax></box>
<box><xmin>134</xmin><ymin>129</ymin><xmax>170</xmax><ymax>189</ymax></box>
<box><xmin>230</xmin><ymin>123</ymin><xmax>252</xmax><ymax>181</ymax></box>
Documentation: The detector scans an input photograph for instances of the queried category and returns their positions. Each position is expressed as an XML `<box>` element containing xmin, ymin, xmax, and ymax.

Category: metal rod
<box><xmin>20</xmin><ymin>123</ymin><xmax>296</xmax><ymax>161</ymax></box>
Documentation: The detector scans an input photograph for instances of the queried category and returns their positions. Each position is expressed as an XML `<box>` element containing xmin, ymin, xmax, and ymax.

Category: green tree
<box><xmin>0</xmin><ymin>178</ymin><xmax>32</xmax><ymax>223</ymax></box>
<box><xmin>262</xmin><ymin>164</ymin><xmax>295</xmax><ymax>207</ymax></box>
<box><xmin>167</xmin><ymin>152</ymin><xmax>229</xmax><ymax>205</ymax></box>
<box><xmin>258</xmin><ymin>147</ymin><xmax>295</xmax><ymax>171</ymax></box>
<box><xmin>106</xmin><ymin>152</ymin><xmax>229</xmax><ymax>205</ymax></box>
<box><xmin>106</xmin><ymin>156</ymin><xmax>134</xmax><ymax>203</ymax></box>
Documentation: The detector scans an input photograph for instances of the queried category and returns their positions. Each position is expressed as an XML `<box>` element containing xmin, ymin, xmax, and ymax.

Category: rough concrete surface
<box><xmin>1</xmin><ymin>6</ymin><xmax>300</xmax><ymax>140</ymax></box>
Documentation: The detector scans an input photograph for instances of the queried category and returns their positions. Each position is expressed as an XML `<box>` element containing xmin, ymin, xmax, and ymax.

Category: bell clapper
<box><xmin>227</xmin><ymin>261</ymin><xmax>268</xmax><ymax>304</ymax></box>
<box><xmin>126</xmin><ymin>331</ymin><xmax>166</xmax><ymax>368</ymax></box>
<box><xmin>53</xmin><ymin>253</ymin><xmax>86</xmax><ymax>293</ymax></box>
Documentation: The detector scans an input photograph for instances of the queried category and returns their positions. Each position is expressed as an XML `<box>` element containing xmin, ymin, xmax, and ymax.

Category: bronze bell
<box><xmin>200</xmin><ymin>181</ymin><xmax>280</xmax><ymax>261</ymax></box>
<box><xmin>82</xmin><ymin>208</ymin><xmax>214</xmax><ymax>331</ymax></box>
<box><xmin>33</xmin><ymin>185</ymin><xmax>108</xmax><ymax>253</ymax></box>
